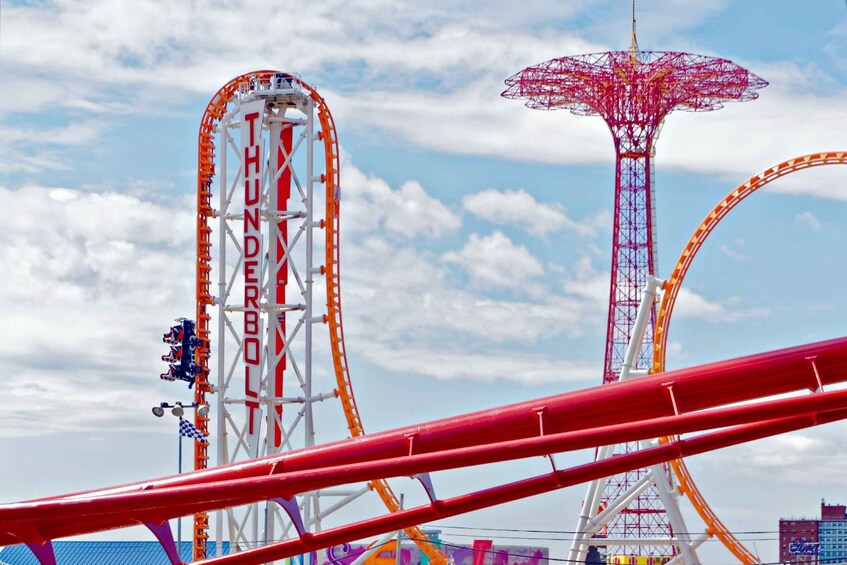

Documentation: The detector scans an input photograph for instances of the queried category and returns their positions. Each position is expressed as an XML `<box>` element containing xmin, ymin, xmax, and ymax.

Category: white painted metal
<box><xmin>668</xmin><ymin>535</ymin><xmax>709</xmax><ymax>565</ymax></box>
<box><xmin>568</xmin><ymin>276</ymin><xmax>701</xmax><ymax>564</ymax></box>
<box><xmin>351</xmin><ymin>531</ymin><xmax>398</xmax><ymax>565</ymax></box>
<box><xmin>303</xmin><ymin>95</ymin><xmax>318</xmax><ymax>534</ymax></box>
<box><xmin>642</xmin><ymin>460</ymin><xmax>698</xmax><ymax>565</ymax></box>
<box><xmin>209</xmin><ymin>76</ymin><xmax>345</xmax><ymax>557</ymax></box>
<box><xmin>620</xmin><ymin>276</ymin><xmax>664</xmax><ymax>383</ymax></box>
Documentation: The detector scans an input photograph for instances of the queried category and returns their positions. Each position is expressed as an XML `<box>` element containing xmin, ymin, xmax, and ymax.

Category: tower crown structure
<box><xmin>504</xmin><ymin>50</ymin><xmax>766</xmax><ymax>150</ymax></box>
<box><xmin>503</xmin><ymin>43</ymin><xmax>766</xmax><ymax>562</ymax></box>
<box><xmin>503</xmin><ymin>49</ymin><xmax>766</xmax><ymax>384</ymax></box>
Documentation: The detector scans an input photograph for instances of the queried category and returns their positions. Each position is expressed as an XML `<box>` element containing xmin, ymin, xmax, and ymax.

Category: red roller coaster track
<box><xmin>2</xmin><ymin>335</ymin><xmax>847</xmax><ymax>563</ymax></box>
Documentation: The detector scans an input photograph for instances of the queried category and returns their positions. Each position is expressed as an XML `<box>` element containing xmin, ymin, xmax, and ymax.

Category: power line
<box><xmin>428</xmin><ymin>523</ymin><xmax>782</xmax><ymax>537</ymax></box>
<box><xmin>426</xmin><ymin>530</ymin><xmax>779</xmax><ymax>543</ymax></box>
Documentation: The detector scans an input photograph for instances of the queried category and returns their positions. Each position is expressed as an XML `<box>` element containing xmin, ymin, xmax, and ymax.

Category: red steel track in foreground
<box><xmin>2</xmin><ymin>336</ymin><xmax>847</xmax><ymax>561</ymax></box>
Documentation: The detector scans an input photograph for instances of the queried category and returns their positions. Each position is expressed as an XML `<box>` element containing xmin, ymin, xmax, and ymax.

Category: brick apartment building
<box><xmin>780</xmin><ymin>500</ymin><xmax>847</xmax><ymax>564</ymax></box>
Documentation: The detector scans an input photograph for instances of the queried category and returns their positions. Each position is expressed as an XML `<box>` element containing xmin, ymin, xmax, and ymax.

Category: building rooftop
<box><xmin>0</xmin><ymin>541</ymin><xmax>229</xmax><ymax>564</ymax></box>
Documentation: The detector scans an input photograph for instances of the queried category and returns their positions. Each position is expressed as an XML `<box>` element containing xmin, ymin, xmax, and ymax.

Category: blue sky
<box><xmin>1</xmin><ymin>1</ymin><xmax>846</xmax><ymax>563</ymax></box>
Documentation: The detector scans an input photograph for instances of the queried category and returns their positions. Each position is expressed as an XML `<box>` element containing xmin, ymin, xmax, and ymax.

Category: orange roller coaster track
<box><xmin>194</xmin><ymin>70</ymin><xmax>447</xmax><ymax>563</ymax></box>
<box><xmin>653</xmin><ymin>151</ymin><xmax>847</xmax><ymax>563</ymax></box>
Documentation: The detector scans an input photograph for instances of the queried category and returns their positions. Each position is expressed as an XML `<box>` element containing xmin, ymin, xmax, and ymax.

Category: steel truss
<box><xmin>196</xmin><ymin>72</ymin><xmax>446</xmax><ymax>564</ymax></box>
<box><xmin>210</xmin><ymin>75</ymin><xmax>331</xmax><ymax>554</ymax></box>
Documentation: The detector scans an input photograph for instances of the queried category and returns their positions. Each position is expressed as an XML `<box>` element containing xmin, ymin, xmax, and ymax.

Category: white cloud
<box><xmin>747</xmin><ymin>434</ymin><xmax>826</xmax><ymax>467</ymax></box>
<box><xmin>674</xmin><ymin>288</ymin><xmax>770</xmax><ymax>322</ymax></box>
<box><xmin>2</xmin><ymin>0</ymin><xmax>845</xmax><ymax>193</ymax></box>
<box><xmin>0</xmin><ymin>121</ymin><xmax>107</xmax><ymax>173</ymax></box>
<box><xmin>703</xmin><ymin>430</ymin><xmax>844</xmax><ymax>484</ymax></box>
<box><xmin>333</xmin><ymin>82</ymin><xmax>614</xmax><ymax>166</ymax></box>
<box><xmin>657</xmin><ymin>71</ymin><xmax>847</xmax><ymax>182</ymax></box>
<box><xmin>361</xmin><ymin>342</ymin><xmax>598</xmax><ymax>384</ymax></box>
<box><xmin>766</xmin><ymin>163</ymin><xmax>847</xmax><ymax>202</ymax></box>
<box><xmin>0</xmin><ymin>1</ymin><xmax>604</xmax><ymax>113</ymax></box>
<box><xmin>462</xmin><ymin>188</ymin><xmax>601</xmax><ymax>237</ymax></box>
<box><xmin>441</xmin><ymin>231</ymin><xmax>544</xmax><ymax>290</ymax></box>
<box><xmin>0</xmin><ymin>121</ymin><xmax>106</xmax><ymax>146</ymax></box>
<box><xmin>344</xmin><ymin>234</ymin><xmax>592</xmax><ymax>349</ymax></box>
<box><xmin>333</xmin><ymin>57</ymin><xmax>847</xmax><ymax>183</ymax></box>
<box><xmin>0</xmin><ymin>192</ymin><xmax>198</xmax><ymax>439</ymax></box>
<box><xmin>341</xmin><ymin>162</ymin><xmax>460</xmax><ymax>237</ymax></box>
<box><xmin>666</xmin><ymin>341</ymin><xmax>684</xmax><ymax>357</ymax></box>
<box><xmin>561</xmin><ymin>256</ymin><xmax>610</xmax><ymax>309</ymax></box>
<box><xmin>795</xmin><ymin>211</ymin><xmax>822</xmax><ymax>232</ymax></box>
<box><xmin>718</xmin><ymin>239</ymin><xmax>746</xmax><ymax>261</ymax></box>
<box><xmin>824</xmin><ymin>18</ymin><xmax>847</xmax><ymax>74</ymax></box>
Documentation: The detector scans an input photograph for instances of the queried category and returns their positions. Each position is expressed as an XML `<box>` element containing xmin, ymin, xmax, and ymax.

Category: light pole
<box><xmin>151</xmin><ymin>401</ymin><xmax>210</xmax><ymax>553</ymax></box>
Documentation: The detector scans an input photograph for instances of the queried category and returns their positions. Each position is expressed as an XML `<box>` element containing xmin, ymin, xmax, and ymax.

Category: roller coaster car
<box><xmin>162</xmin><ymin>325</ymin><xmax>183</xmax><ymax>345</ymax></box>
<box><xmin>159</xmin><ymin>368</ymin><xmax>178</xmax><ymax>382</ymax></box>
<box><xmin>161</xmin><ymin>346</ymin><xmax>182</xmax><ymax>364</ymax></box>
<box><xmin>270</xmin><ymin>73</ymin><xmax>294</xmax><ymax>90</ymax></box>
<box><xmin>160</xmin><ymin>364</ymin><xmax>197</xmax><ymax>387</ymax></box>
<box><xmin>163</xmin><ymin>319</ymin><xmax>197</xmax><ymax>345</ymax></box>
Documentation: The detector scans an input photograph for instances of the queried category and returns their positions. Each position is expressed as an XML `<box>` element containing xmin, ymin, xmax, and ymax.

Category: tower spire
<box><xmin>630</xmin><ymin>0</ymin><xmax>639</xmax><ymax>60</ymax></box>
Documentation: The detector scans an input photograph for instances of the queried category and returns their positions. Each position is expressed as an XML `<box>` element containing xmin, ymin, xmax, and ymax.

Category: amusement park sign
<box><xmin>241</xmin><ymin>99</ymin><xmax>265</xmax><ymax>457</ymax></box>
<box><xmin>789</xmin><ymin>540</ymin><xmax>820</xmax><ymax>556</ymax></box>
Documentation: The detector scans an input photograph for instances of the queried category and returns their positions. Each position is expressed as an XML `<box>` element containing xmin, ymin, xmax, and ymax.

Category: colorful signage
<box><xmin>240</xmin><ymin>99</ymin><xmax>265</xmax><ymax>457</ymax></box>
<box><xmin>322</xmin><ymin>542</ymin><xmax>548</xmax><ymax>565</ymax></box>
<box><xmin>609</xmin><ymin>557</ymin><xmax>669</xmax><ymax>565</ymax></box>
<box><xmin>789</xmin><ymin>540</ymin><xmax>820</xmax><ymax>556</ymax></box>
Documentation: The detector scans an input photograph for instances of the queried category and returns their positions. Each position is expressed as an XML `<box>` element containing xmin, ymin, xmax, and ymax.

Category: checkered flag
<box><xmin>179</xmin><ymin>418</ymin><xmax>208</xmax><ymax>443</ymax></box>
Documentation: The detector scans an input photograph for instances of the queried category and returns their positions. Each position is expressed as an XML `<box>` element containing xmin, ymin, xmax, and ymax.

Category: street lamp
<box><xmin>151</xmin><ymin>401</ymin><xmax>209</xmax><ymax>418</ymax></box>
<box><xmin>151</xmin><ymin>400</ymin><xmax>209</xmax><ymax>554</ymax></box>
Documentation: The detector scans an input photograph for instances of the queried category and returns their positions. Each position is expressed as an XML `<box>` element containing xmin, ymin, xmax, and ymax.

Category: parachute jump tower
<box><xmin>502</xmin><ymin>9</ymin><xmax>766</xmax><ymax>563</ymax></box>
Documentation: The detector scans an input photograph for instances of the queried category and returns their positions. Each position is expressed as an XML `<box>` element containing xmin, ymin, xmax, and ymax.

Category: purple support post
<box><xmin>146</xmin><ymin>520</ymin><xmax>183</xmax><ymax>565</ymax></box>
<box><xmin>26</xmin><ymin>541</ymin><xmax>56</xmax><ymax>565</ymax></box>
<box><xmin>272</xmin><ymin>497</ymin><xmax>306</xmax><ymax>536</ymax></box>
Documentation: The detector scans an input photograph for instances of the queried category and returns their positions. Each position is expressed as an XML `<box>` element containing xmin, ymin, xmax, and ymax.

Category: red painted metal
<box><xmin>23</xmin><ymin>336</ymin><xmax>847</xmax><ymax>505</ymax></box>
<box><xmin>200</xmin><ymin>413</ymin><xmax>847</xmax><ymax>565</ymax></box>
<box><xmin>502</xmin><ymin>49</ymin><xmax>767</xmax><ymax>553</ymax></box>
<box><xmin>274</xmin><ymin>127</ymin><xmax>293</xmax><ymax>448</ymax></box>
<box><xmin>1</xmin><ymin>337</ymin><xmax>846</xmax><ymax>551</ymax></box>
<box><xmin>4</xmin><ymin>387</ymin><xmax>847</xmax><ymax>538</ymax></box>
<box><xmin>25</xmin><ymin>337</ymin><xmax>847</xmax><ymax>504</ymax></box>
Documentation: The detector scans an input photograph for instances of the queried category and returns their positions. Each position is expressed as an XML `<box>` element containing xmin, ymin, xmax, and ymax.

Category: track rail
<box><xmin>4</xmin><ymin>336</ymin><xmax>847</xmax><ymax>556</ymax></box>
<box><xmin>314</xmin><ymin>83</ymin><xmax>448</xmax><ymax>565</ymax></box>
<box><xmin>194</xmin><ymin>72</ymin><xmax>256</xmax><ymax>559</ymax></box>
<box><xmin>652</xmin><ymin>151</ymin><xmax>847</xmax><ymax>563</ymax></box>
<box><xmin>196</xmin><ymin>70</ymin><xmax>445</xmax><ymax>563</ymax></box>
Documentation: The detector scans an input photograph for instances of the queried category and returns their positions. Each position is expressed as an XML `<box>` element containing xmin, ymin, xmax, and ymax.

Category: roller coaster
<box><xmin>0</xmin><ymin>69</ymin><xmax>844</xmax><ymax>565</ymax></box>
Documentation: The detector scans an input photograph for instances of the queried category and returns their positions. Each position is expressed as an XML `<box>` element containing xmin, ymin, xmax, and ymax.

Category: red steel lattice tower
<box><xmin>502</xmin><ymin>28</ymin><xmax>766</xmax><ymax>558</ymax></box>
